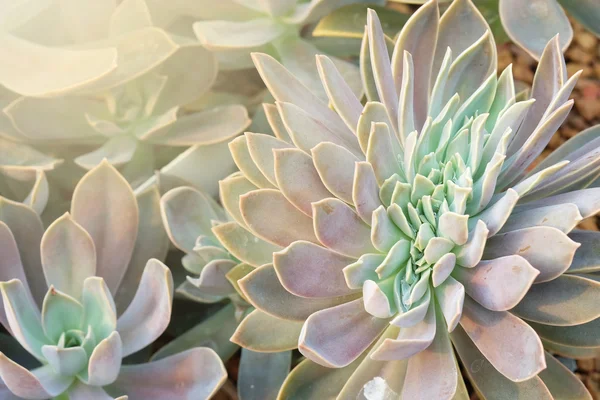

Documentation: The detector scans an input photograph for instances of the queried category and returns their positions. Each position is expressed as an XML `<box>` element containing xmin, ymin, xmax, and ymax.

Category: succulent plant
<box><xmin>0</xmin><ymin>0</ymin><xmax>250</xmax><ymax>192</ymax></box>
<box><xmin>214</xmin><ymin>0</ymin><xmax>600</xmax><ymax>398</ymax></box>
<box><xmin>191</xmin><ymin>0</ymin><xmax>374</xmax><ymax>101</ymax></box>
<box><xmin>0</xmin><ymin>161</ymin><xmax>226</xmax><ymax>399</ymax></box>
<box><xmin>390</xmin><ymin>0</ymin><xmax>600</xmax><ymax>60</ymax></box>
<box><xmin>159</xmin><ymin>184</ymin><xmax>293</xmax><ymax>399</ymax></box>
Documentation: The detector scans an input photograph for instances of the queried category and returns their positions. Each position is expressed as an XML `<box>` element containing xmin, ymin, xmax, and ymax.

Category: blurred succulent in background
<box><xmin>221</xmin><ymin>0</ymin><xmax>600</xmax><ymax>398</ymax></box>
<box><xmin>190</xmin><ymin>0</ymin><xmax>377</xmax><ymax>101</ymax></box>
<box><xmin>389</xmin><ymin>0</ymin><xmax>600</xmax><ymax>59</ymax></box>
<box><xmin>159</xmin><ymin>183</ymin><xmax>294</xmax><ymax>400</ymax></box>
<box><xmin>0</xmin><ymin>161</ymin><xmax>227</xmax><ymax>399</ymax></box>
<box><xmin>0</xmin><ymin>0</ymin><xmax>250</xmax><ymax>200</ymax></box>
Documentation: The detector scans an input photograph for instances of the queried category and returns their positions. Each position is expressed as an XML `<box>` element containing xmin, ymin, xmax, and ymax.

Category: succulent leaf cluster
<box><xmin>391</xmin><ymin>0</ymin><xmax>600</xmax><ymax>60</ymax></box>
<box><xmin>0</xmin><ymin>162</ymin><xmax>226</xmax><ymax>399</ymax></box>
<box><xmin>167</xmin><ymin>0</ymin><xmax>600</xmax><ymax>398</ymax></box>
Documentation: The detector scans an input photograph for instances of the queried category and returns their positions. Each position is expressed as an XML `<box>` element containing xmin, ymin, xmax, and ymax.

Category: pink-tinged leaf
<box><xmin>499</xmin><ymin>0</ymin><xmax>572</xmax><ymax>60</ymax></box>
<box><xmin>338</xmin><ymin>326</ymin><xmax>407</xmax><ymax>399</ymax></box>
<box><xmin>245</xmin><ymin>132</ymin><xmax>292</xmax><ymax>187</ymax></box>
<box><xmin>186</xmin><ymin>259</ymin><xmax>236</xmax><ymax>298</ymax></box>
<box><xmin>353</xmin><ymin>162</ymin><xmax>383</xmax><ymax>225</ymax></box>
<box><xmin>108</xmin><ymin>348</ymin><xmax>226</xmax><ymax>399</ymax></box>
<box><xmin>0</xmin><ymin>197</ymin><xmax>46</xmax><ymax>306</ymax></box>
<box><xmin>514</xmin><ymin>188</ymin><xmax>600</xmax><ymax>219</ymax></box>
<box><xmin>212</xmin><ymin>222</ymin><xmax>282</xmax><ymax>268</ymax></box>
<box><xmin>471</xmin><ymin>188</ymin><xmax>518</xmax><ymax>237</ymax></box>
<box><xmin>568</xmin><ymin>231</ymin><xmax>600</xmax><ymax>273</ymax></box>
<box><xmin>316</xmin><ymin>55</ymin><xmax>363</xmax><ymax>133</ymax></box>
<box><xmin>160</xmin><ymin>186</ymin><xmax>222</xmax><ymax>253</ymax></box>
<box><xmin>239</xmin><ymin>264</ymin><xmax>356</xmax><ymax>322</ymax></box>
<box><xmin>435</xmin><ymin>276</ymin><xmax>465</xmax><ymax>332</ymax></box>
<box><xmin>539</xmin><ymin>352</ymin><xmax>592</xmax><ymax>400</ymax></box>
<box><xmin>274</xmin><ymin>241</ymin><xmax>356</xmax><ymax>298</ymax></box>
<box><xmin>299</xmin><ymin>298</ymin><xmax>387</xmax><ymax>368</ymax></box>
<box><xmin>115</xmin><ymin>186</ymin><xmax>170</xmax><ymax>314</ymax></box>
<box><xmin>371</xmin><ymin>301</ymin><xmax>436</xmax><ymax>361</ymax></box>
<box><xmin>278</xmin><ymin>357</ymin><xmax>363</xmax><ymax>400</ymax></box>
<box><xmin>371</xmin><ymin>206</ymin><xmax>403</xmax><ymax>253</ymax></box>
<box><xmin>501</xmin><ymin>203</ymin><xmax>582</xmax><ymax>234</ymax></box>
<box><xmin>453</xmin><ymin>255</ymin><xmax>538</xmax><ymax>311</ymax></box>
<box><xmin>274</xmin><ymin>148</ymin><xmax>331</xmax><ymax>217</ymax></box>
<box><xmin>432</xmin><ymin>253</ymin><xmax>456</xmax><ymax>287</ymax></box>
<box><xmin>0</xmin><ymin>222</ymin><xmax>32</xmax><ymax>332</ymax></box>
<box><xmin>367</xmin><ymin>10</ymin><xmax>399</xmax><ymax>133</ymax></box>
<box><xmin>71</xmin><ymin>161</ymin><xmax>138</xmax><ymax>294</ymax></box>
<box><xmin>240</xmin><ymin>189</ymin><xmax>318</xmax><ymax>247</ymax></box>
<box><xmin>68</xmin><ymin>381</ymin><xmax>119</xmax><ymax>400</ymax></box>
<box><xmin>433</xmin><ymin>0</ymin><xmax>492</xmax><ymax>79</ymax></box>
<box><xmin>391</xmin><ymin>287</ymin><xmax>431</xmax><ymax>328</ymax></box>
<box><xmin>0</xmin><ymin>356</ymin><xmax>71</xmax><ymax>399</ymax></box>
<box><xmin>484</xmin><ymin>226</ymin><xmax>580</xmax><ymax>282</ymax></box>
<box><xmin>231</xmin><ymin>309</ymin><xmax>303</xmax><ymax>352</ymax></box>
<box><xmin>512</xmin><ymin>274</ymin><xmax>600</xmax><ymax>327</ymax></box>
<box><xmin>219</xmin><ymin>173</ymin><xmax>258</xmax><ymax>228</ymax></box>
<box><xmin>313</xmin><ymin>198</ymin><xmax>377</xmax><ymax>258</ymax></box>
<box><xmin>460</xmin><ymin>297</ymin><xmax>546</xmax><ymax>382</ymax></box>
<box><xmin>228</xmin><ymin>135</ymin><xmax>274</xmax><ymax>189</ymax></box>
<box><xmin>0</xmin><ymin>280</ymin><xmax>48</xmax><ymax>360</ymax></box>
<box><xmin>509</xmin><ymin>36</ymin><xmax>566</xmax><ymax>154</ymax></box>
<box><xmin>391</xmin><ymin>0</ymin><xmax>439</xmax><ymax>129</ymax></box>
<box><xmin>366</xmin><ymin>122</ymin><xmax>402</xmax><ymax>185</ymax></box>
<box><xmin>454</xmin><ymin>220</ymin><xmax>488</xmax><ymax>268</ymax></box>
<box><xmin>277</xmin><ymin>102</ymin><xmax>361</xmax><ymax>158</ymax></box>
<box><xmin>311</xmin><ymin>142</ymin><xmax>360</xmax><ymax>205</ymax></box>
<box><xmin>117</xmin><ymin>259</ymin><xmax>173</xmax><ymax>357</ymax></box>
<box><xmin>401</xmin><ymin>307</ymin><xmax>458</xmax><ymax>400</ymax></box>
<box><xmin>40</xmin><ymin>213</ymin><xmax>96</xmax><ymax>300</ymax></box>
<box><xmin>451</xmin><ymin>325</ymin><xmax>553</xmax><ymax>399</ymax></box>
<box><xmin>84</xmin><ymin>331</ymin><xmax>122</xmax><ymax>386</ymax></box>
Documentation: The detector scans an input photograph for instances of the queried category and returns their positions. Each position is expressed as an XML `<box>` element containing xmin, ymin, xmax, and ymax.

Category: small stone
<box><xmin>576</xmin><ymin>32</ymin><xmax>598</xmax><ymax>51</ymax></box>
<box><xmin>548</xmin><ymin>133</ymin><xmax>564</xmax><ymax>149</ymax></box>
<box><xmin>567</xmin><ymin>62</ymin><xmax>587</xmax><ymax>78</ymax></box>
<box><xmin>578</xmin><ymin>217</ymin><xmax>600</xmax><ymax>232</ymax></box>
<box><xmin>566</xmin><ymin>47</ymin><xmax>594</xmax><ymax>64</ymax></box>
<box><xmin>569</xmin><ymin>115</ymin><xmax>588</xmax><ymax>131</ymax></box>
<box><xmin>578</xmin><ymin>359</ymin><xmax>595</xmax><ymax>372</ymax></box>
<box><xmin>576</xmin><ymin>98</ymin><xmax>600</xmax><ymax>121</ymax></box>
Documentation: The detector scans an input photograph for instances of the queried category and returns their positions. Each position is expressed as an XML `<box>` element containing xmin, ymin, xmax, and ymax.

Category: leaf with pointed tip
<box><xmin>484</xmin><ymin>226</ymin><xmax>579</xmax><ymax>283</ymax></box>
<box><xmin>299</xmin><ymin>298</ymin><xmax>387</xmax><ymax>368</ymax></box>
<box><xmin>451</xmin><ymin>325</ymin><xmax>553</xmax><ymax>399</ymax></box>
<box><xmin>72</xmin><ymin>162</ymin><xmax>138</xmax><ymax>294</ymax></box>
<box><xmin>0</xmin><ymin>280</ymin><xmax>49</xmax><ymax>360</ymax></box>
<box><xmin>512</xmin><ymin>275</ymin><xmax>600</xmax><ymax>327</ymax></box>
<box><xmin>239</xmin><ymin>264</ymin><xmax>356</xmax><ymax>322</ymax></box>
<box><xmin>0</xmin><ymin>356</ymin><xmax>71</xmax><ymax>399</ymax></box>
<box><xmin>108</xmin><ymin>348</ymin><xmax>226</xmax><ymax>399</ymax></box>
<box><xmin>453</xmin><ymin>255</ymin><xmax>538</xmax><ymax>311</ymax></box>
<box><xmin>160</xmin><ymin>186</ymin><xmax>221</xmax><ymax>253</ymax></box>
<box><xmin>212</xmin><ymin>222</ymin><xmax>281</xmax><ymax>268</ymax></box>
<box><xmin>40</xmin><ymin>214</ymin><xmax>96</xmax><ymax>299</ymax></box>
<box><xmin>232</xmin><ymin>309</ymin><xmax>303</xmax><ymax>352</ymax></box>
<box><xmin>311</xmin><ymin>141</ymin><xmax>360</xmax><ymax>204</ymax></box>
<box><xmin>240</xmin><ymin>189</ymin><xmax>317</xmax><ymax>247</ymax></box>
<box><xmin>41</xmin><ymin>288</ymin><xmax>83</xmax><ymax>343</ymax></box>
<box><xmin>459</xmin><ymin>297</ymin><xmax>546</xmax><ymax>382</ymax></box>
<box><xmin>499</xmin><ymin>0</ymin><xmax>572</xmax><ymax>60</ymax></box>
<box><xmin>117</xmin><ymin>259</ymin><xmax>173</xmax><ymax>357</ymax></box>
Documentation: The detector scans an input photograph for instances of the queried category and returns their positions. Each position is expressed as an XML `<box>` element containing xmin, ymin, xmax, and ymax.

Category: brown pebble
<box><xmin>579</xmin><ymin>359</ymin><xmax>596</xmax><ymax>372</ymax></box>
<box><xmin>512</xmin><ymin>64</ymin><xmax>534</xmax><ymax>84</ymax></box>
<box><xmin>576</xmin><ymin>99</ymin><xmax>600</xmax><ymax>121</ymax></box>
<box><xmin>561</xmin><ymin>126</ymin><xmax>580</xmax><ymax>139</ymax></box>
<box><xmin>577</xmin><ymin>217</ymin><xmax>600</xmax><ymax>232</ymax></box>
<box><xmin>577</xmin><ymin>32</ymin><xmax>598</xmax><ymax>51</ymax></box>
<box><xmin>567</xmin><ymin>47</ymin><xmax>594</xmax><ymax>64</ymax></box>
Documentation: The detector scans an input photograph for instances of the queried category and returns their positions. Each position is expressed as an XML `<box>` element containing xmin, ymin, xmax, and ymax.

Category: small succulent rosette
<box><xmin>220</xmin><ymin>0</ymin><xmax>600</xmax><ymax>398</ymax></box>
<box><xmin>160</xmin><ymin>184</ymin><xmax>292</xmax><ymax>399</ymax></box>
<box><xmin>0</xmin><ymin>0</ymin><xmax>251</xmax><ymax>192</ymax></box>
<box><xmin>191</xmin><ymin>0</ymin><xmax>370</xmax><ymax>102</ymax></box>
<box><xmin>0</xmin><ymin>161</ymin><xmax>226</xmax><ymax>399</ymax></box>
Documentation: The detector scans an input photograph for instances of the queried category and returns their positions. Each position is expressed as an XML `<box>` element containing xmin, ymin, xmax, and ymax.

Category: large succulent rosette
<box><xmin>219</xmin><ymin>0</ymin><xmax>600</xmax><ymax>398</ymax></box>
<box><xmin>0</xmin><ymin>162</ymin><xmax>226</xmax><ymax>399</ymax></box>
